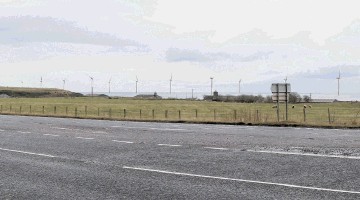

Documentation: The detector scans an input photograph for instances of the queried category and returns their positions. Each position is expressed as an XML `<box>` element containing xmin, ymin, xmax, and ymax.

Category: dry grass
<box><xmin>0</xmin><ymin>97</ymin><xmax>359</xmax><ymax>128</ymax></box>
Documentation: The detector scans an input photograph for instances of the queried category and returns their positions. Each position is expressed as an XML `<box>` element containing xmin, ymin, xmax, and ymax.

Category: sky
<box><xmin>0</xmin><ymin>0</ymin><xmax>359</xmax><ymax>99</ymax></box>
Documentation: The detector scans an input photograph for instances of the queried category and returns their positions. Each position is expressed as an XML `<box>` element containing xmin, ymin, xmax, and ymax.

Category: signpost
<box><xmin>271</xmin><ymin>83</ymin><xmax>291</xmax><ymax>121</ymax></box>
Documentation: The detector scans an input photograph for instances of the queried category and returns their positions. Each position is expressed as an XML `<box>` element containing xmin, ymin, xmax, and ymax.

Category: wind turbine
<box><xmin>210</xmin><ymin>77</ymin><xmax>214</xmax><ymax>95</ymax></box>
<box><xmin>284</xmin><ymin>76</ymin><xmax>288</xmax><ymax>83</ymax></box>
<box><xmin>170</xmin><ymin>74</ymin><xmax>173</xmax><ymax>95</ymax></box>
<box><xmin>89</xmin><ymin>76</ymin><xmax>94</xmax><ymax>97</ymax></box>
<box><xmin>108</xmin><ymin>77</ymin><xmax>112</xmax><ymax>94</ymax></box>
<box><xmin>336</xmin><ymin>70</ymin><xmax>341</xmax><ymax>96</ymax></box>
<box><xmin>238</xmin><ymin>79</ymin><xmax>242</xmax><ymax>94</ymax></box>
<box><xmin>40</xmin><ymin>77</ymin><xmax>43</xmax><ymax>88</ymax></box>
<box><xmin>135</xmin><ymin>76</ymin><xmax>138</xmax><ymax>94</ymax></box>
<box><xmin>62</xmin><ymin>79</ymin><xmax>66</xmax><ymax>90</ymax></box>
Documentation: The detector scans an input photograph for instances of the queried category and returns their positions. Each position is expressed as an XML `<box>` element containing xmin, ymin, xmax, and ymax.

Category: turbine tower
<box><xmin>238</xmin><ymin>79</ymin><xmax>242</xmax><ymax>94</ymax></box>
<box><xmin>89</xmin><ymin>76</ymin><xmax>94</xmax><ymax>97</ymax></box>
<box><xmin>336</xmin><ymin>70</ymin><xmax>341</xmax><ymax>96</ymax></box>
<box><xmin>210</xmin><ymin>77</ymin><xmax>214</xmax><ymax>95</ymax></box>
<box><xmin>135</xmin><ymin>76</ymin><xmax>138</xmax><ymax>94</ymax></box>
<box><xmin>40</xmin><ymin>77</ymin><xmax>43</xmax><ymax>88</ymax></box>
<box><xmin>108</xmin><ymin>77</ymin><xmax>112</xmax><ymax>94</ymax></box>
<box><xmin>170</xmin><ymin>74</ymin><xmax>173</xmax><ymax>95</ymax></box>
<box><xmin>62</xmin><ymin>79</ymin><xmax>66</xmax><ymax>90</ymax></box>
<box><xmin>284</xmin><ymin>76</ymin><xmax>288</xmax><ymax>83</ymax></box>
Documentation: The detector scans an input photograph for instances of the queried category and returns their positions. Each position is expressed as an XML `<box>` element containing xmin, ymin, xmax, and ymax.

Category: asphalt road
<box><xmin>0</xmin><ymin>115</ymin><xmax>359</xmax><ymax>200</ymax></box>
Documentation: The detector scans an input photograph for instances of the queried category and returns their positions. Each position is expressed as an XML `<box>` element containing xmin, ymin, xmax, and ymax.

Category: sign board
<box><xmin>272</xmin><ymin>94</ymin><xmax>290</xmax><ymax>101</ymax></box>
<box><xmin>271</xmin><ymin>83</ymin><xmax>291</xmax><ymax>93</ymax></box>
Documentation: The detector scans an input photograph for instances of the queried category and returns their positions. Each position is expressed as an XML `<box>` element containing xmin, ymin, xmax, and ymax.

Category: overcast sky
<box><xmin>0</xmin><ymin>0</ymin><xmax>359</xmax><ymax>99</ymax></box>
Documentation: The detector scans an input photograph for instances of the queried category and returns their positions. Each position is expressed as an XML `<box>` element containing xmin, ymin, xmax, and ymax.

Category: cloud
<box><xmin>0</xmin><ymin>16</ymin><xmax>144</xmax><ymax>48</ymax></box>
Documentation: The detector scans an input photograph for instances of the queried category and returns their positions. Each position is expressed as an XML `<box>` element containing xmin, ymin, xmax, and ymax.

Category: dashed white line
<box><xmin>43</xmin><ymin>134</ymin><xmax>59</xmax><ymax>137</ymax></box>
<box><xmin>52</xmin><ymin>127</ymin><xmax>69</xmax><ymax>130</ymax></box>
<box><xmin>0</xmin><ymin>129</ymin><xmax>4</xmax><ymax>132</ymax></box>
<box><xmin>123</xmin><ymin>166</ymin><xmax>360</xmax><ymax>195</ymax></box>
<box><xmin>112</xmin><ymin>140</ymin><xmax>134</xmax><ymax>144</ymax></box>
<box><xmin>76</xmin><ymin>137</ymin><xmax>94</xmax><ymax>140</ymax></box>
<box><xmin>150</xmin><ymin>128</ymin><xmax>186</xmax><ymax>131</ymax></box>
<box><xmin>246</xmin><ymin>150</ymin><xmax>360</xmax><ymax>160</ymax></box>
<box><xmin>0</xmin><ymin>147</ymin><xmax>56</xmax><ymax>158</ymax></box>
<box><xmin>204</xmin><ymin>147</ymin><xmax>229</xmax><ymax>151</ymax></box>
<box><xmin>157</xmin><ymin>144</ymin><xmax>182</xmax><ymax>147</ymax></box>
<box><xmin>17</xmin><ymin>131</ymin><xmax>31</xmax><ymax>134</ymax></box>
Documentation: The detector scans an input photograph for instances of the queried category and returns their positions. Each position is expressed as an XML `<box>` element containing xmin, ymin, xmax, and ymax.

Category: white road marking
<box><xmin>17</xmin><ymin>131</ymin><xmax>31</xmax><ymax>134</ymax></box>
<box><xmin>92</xmin><ymin>131</ymin><xmax>108</xmax><ymax>134</ymax></box>
<box><xmin>204</xmin><ymin>147</ymin><xmax>229</xmax><ymax>151</ymax></box>
<box><xmin>112</xmin><ymin>140</ymin><xmax>134</xmax><ymax>144</ymax></box>
<box><xmin>150</xmin><ymin>128</ymin><xmax>186</xmax><ymax>131</ymax></box>
<box><xmin>157</xmin><ymin>144</ymin><xmax>182</xmax><ymax>147</ymax></box>
<box><xmin>0</xmin><ymin>147</ymin><xmax>56</xmax><ymax>158</ymax></box>
<box><xmin>52</xmin><ymin>127</ymin><xmax>69</xmax><ymax>130</ymax></box>
<box><xmin>0</xmin><ymin>129</ymin><xmax>4</xmax><ymax>132</ymax></box>
<box><xmin>76</xmin><ymin>137</ymin><xmax>94</xmax><ymax>140</ymax></box>
<box><xmin>246</xmin><ymin>150</ymin><xmax>360</xmax><ymax>160</ymax></box>
<box><xmin>43</xmin><ymin>134</ymin><xmax>59</xmax><ymax>137</ymax></box>
<box><xmin>123</xmin><ymin>166</ymin><xmax>360</xmax><ymax>194</ymax></box>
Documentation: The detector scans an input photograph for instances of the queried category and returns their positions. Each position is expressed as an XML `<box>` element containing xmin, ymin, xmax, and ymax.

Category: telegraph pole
<box><xmin>210</xmin><ymin>77</ymin><xmax>214</xmax><ymax>95</ymax></box>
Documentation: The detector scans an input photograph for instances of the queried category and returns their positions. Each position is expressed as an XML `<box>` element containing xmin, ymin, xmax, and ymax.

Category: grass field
<box><xmin>0</xmin><ymin>97</ymin><xmax>359</xmax><ymax>128</ymax></box>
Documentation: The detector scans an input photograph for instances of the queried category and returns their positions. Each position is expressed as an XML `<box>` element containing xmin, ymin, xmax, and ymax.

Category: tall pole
<box><xmin>108</xmin><ymin>78</ymin><xmax>111</xmax><ymax>94</ymax></box>
<box><xmin>336</xmin><ymin>70</ymin><xmax>340</xmax><ymax>96</ymax></box>
<box><xmin>89</xmin><ymin>77</ymin><xmax>94</xmax><ymax>97</ymax></box>
<box><xmin>192</xmin><ymin>88</ymin><xmax>194</xmax><ymax>99</ymax></box>
<box><xmin>40</xmin><ymin>77</ymin><xmax>43</xmax><ymax>88</ymax></box>
<box><xmin>170</xmin><ymin>74</ymin><xmax>172</xmax><ymax>95</ymax></box>
<box><xmin>238</xmin><ymin>79</ymin><xmax>241</xmax><ymax>94</ymax></box>
<box><xmin>210</xmin><ymin>77</ymin><xmax>214</xmax><ymax>95</ymax></box>
<box><xmin>63</xmin><ymin>79</ymin><xmax>65</xmax><ymax>90</ymax></box>
<box><xmin>136</xmin><ymin>76</ymin><xmax>138</xmax><ymax>94</ymax></box>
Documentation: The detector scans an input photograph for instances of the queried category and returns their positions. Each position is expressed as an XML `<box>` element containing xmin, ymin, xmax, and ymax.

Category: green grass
<box><xmin>0</xmin><ymin>97</ymin><xmax>359</xmax><ymax>128</ymax></box>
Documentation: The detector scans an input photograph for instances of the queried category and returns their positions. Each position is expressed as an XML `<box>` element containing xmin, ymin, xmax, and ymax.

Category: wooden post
<box><xmin>75</xmin><ymin>107</ymin><xmax>78</xmax><ymax>117</ymax></box>
<box><xmin>256</xmin><ymin>110</ymin><xmax>259</xmax><ymax>122</ymax></box>
<box><xmin>214</xmin><ymin>109</ymin><xmax>216</xmax><ymax>120</ymax></box>
<box><xmin>139</xmin><ymin>109</ymin><xmax>142</xmax><ymax>119</ymax></box>
<box><xmin>54</xmin><ymin>106</ymin><xmax>57</xmax><ymax>115</ymax></box>
<box><xmin>29</xmin><ymin>105</ymin><xmax>32</xmax><ymax>114</ymax></box>
<box><xmin>124</xmin><ymin>109</ymin><xmax>126</xmax><ymax>118</ymax></box>
<box><xmin>195</xmin><ymin>109</ymin><xmax>198</xmax><ymax>119</ymax></box>
<box><xmin>85</xmin><ymin>106</ymin><xmax>87</xmax><ymax>117</ymax></box>
<box><xmin>328</xmin><ymin>108</ymin><xmax>331</xmax><ymax>124</ymax></box>
<box><xmin>152</xmin><ymin>109</ymin><xmax>155</xmax><ymax>119</ymax></box>
<box><xmin>109</xmin><ymin>108</ymin><xmax>112</xmax><ymax>118</ymax></box>
<box><xmin>98</xmin><ymin>108</ymin><xmax>100</xmax><ymax>116</ymax></box>
<box><xmin>234</xmin><ymin>110</ymin><xmax>237</xmax><ymax>121</ymax></box>
<box><xmin>20</xmin><ymin>106</ymin><xmax>22</xmax><ymax>114</ymax></box>
<box><xmin>66</xmin><ymin>107</ymin><xmax>68</xmax><ymax>115</ymax></box>
<box><xmin>10</xmin><ymin>105</ymin><xmax>12</xmax><ymax>113</ymax></box>
<box><xmin>178</xmin><ymin>110</ymin><xmax>181</xmax><ymax>120</ymax></box>
<box><xmin>0</xmin><ymin>105</ymin><xmax>2</xmax><ymax>113</ymax></box>
<box><xmin>165</xmin><ymin>110</ymin><xmax>168</xmax><ymax>119</ymax></box>
<box><xmin>303</xmin><ymin>108</ymin><xmax>306</xmax><ymax>122</ymax></box>
<box><xmin>42</xmin><ymin>106</ymin><xmax>45</xmax><ymax>115</ymax></box>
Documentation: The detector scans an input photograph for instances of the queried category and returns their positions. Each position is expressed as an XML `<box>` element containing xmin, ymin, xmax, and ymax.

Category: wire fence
<box><xmin>1</xmin><ymin>104</ymin><xmax>359</xmax><ymax>127</ymax></box>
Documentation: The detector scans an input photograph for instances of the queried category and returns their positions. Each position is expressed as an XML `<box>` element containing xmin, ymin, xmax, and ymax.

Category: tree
<box><xmin>289</xmin><ymin>92</ymin><xmax>302</xmax><ymax>103</ymax></box>
<box><xmin>303</xmin><ymin>95</ymin><xmax>311</xmax><ymax>103</ymax></box>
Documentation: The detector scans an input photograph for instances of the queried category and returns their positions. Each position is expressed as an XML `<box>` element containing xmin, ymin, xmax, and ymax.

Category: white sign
<box><xmin>271</xmin><ymin>83</ymin><xmax>291</xmax><ymax>93</ymax></box>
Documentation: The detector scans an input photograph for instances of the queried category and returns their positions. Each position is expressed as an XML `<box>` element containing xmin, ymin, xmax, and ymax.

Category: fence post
<box><xmin>20</xmin><ymin>106</ymin><xmax>22</xmax><ymax>114</ymax></box>
<box><xmin>109</xmin><ymin>108</ymin><xmax>112</xmax><ymax>118</ymax></box>
<box><xmin>152</xmin><ymin>109</ymin><xmax>155</xmax><ymax>119</ymax></box>
<box><xmin>10</xmin><ymin>105</ymin><xmax>12</xmax><ymax>113</ymax></box>
<box><xmin>303</xmin><ymin>108</ymin><xmax>306</xmax><ymax>122</ymax></box>
<box><xmin>75</xmin><ymin>107</ymin><xmax>78</xmax><ymax>117</ymax></box>
<box><xmin>85</xmin><ymin>106</ymin><xmax>87</xmax><ymax>117</ymax></box>
<box><xmin>256</xmin><ymin>110</ymin><xmax>259</xmax><ymax>122</ymax></box>
<box><xmin>54</xmin><ymin>106</ymin><xmax>57</xmax><ymax>115</ymax></box>
<box><xmin>165</xmin><ymin>110</ymin><xmax>168</xmax><ymax>119</ymax></box>
<box><xmin>179</xmin><ymin>110</ymin><xmax>181</xmax><ymax>120</ymax></box>
<box><xmin>234</xmin><ymin>110</ymin><xmax>237</xmax><ymax>121</ymax></box>
<box><xmin>66</xmin><ymin>107</ymin><xmax>68</xmax><ymax>115</ymax></box>
<box><xmin>98</xmin><ymin>108</ymin><xmax>100</xmax><ymax>116</ymax></box>
<box><xmin>124</xmin><ymin>109</ymin><xmax>126</xmax><ymax>118</ymax></box>
<box><xmin>213</xmin><ymin>109</ymin><xmax>216</xmax><ymax>120</ymax></box>
<box><xmin>328</xmin><ymin>108</ymin><xmax>331</xmax><ymax>124</ymax></box>
<box><xmin>195</xmin><ymin>109</ymin><xmax>198</xmax><ymax>119</ymax></box>
<box><xmin>0</xmin><ymin>105</ymin><xmax>2</xmax><ymax>113</ymax></box>
<box><xmin>29</xmin><ymin>105</ymin><xmax>32</xmax><ymax>114</ymax></box>
<box><xmin>140</xmin><ymin>109</ymin><xmax>142</xmax><ymax>119</ymax></box>
<box><xmin>42</xmin><ymin>106</ymin><xmax>45</xmax><ymax>115</ymax></box>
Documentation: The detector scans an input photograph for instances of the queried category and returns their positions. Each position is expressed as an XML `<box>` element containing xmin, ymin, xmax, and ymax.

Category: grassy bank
<box><xmin>0</xmin><ymin>97</ymin><xmax>359</xmax><ymax>128</ymax></box>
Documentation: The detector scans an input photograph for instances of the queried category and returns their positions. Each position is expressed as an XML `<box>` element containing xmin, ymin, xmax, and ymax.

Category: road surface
<box><xmin>0</xmin><ymin>115</ymin><xmax>359</xmax><ymax>199</ymax></box>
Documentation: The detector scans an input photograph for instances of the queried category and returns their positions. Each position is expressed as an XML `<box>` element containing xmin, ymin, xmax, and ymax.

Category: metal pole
<box><xmin>276</xmin><ymin>84</ymin><xmax>280</xmax><ymax>122</ymax></box>
<box><xmin>285</xmin><ymin>83</ymin><xmax>288</xmax><ymax>121</ymax></box>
